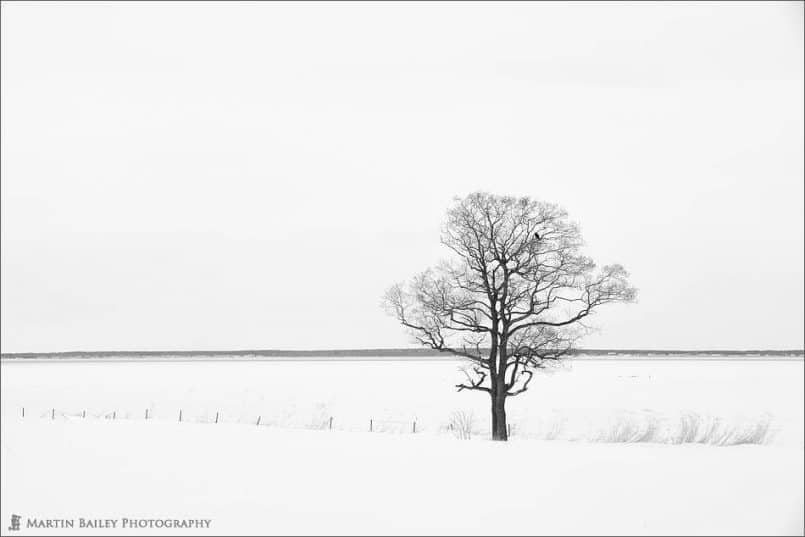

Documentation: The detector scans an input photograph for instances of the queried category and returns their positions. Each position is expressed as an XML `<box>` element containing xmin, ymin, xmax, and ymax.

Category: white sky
<box><xmin>1</xmin><ymin>1</ymin><xmax>803</xmax><ymax>352</ymax></box>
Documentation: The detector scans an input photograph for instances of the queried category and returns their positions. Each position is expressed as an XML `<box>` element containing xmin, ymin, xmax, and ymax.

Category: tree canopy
<box><xmin>384</xmin><ymin>192</ymin><xmax>637</xmax><ymax>439</ymax></box>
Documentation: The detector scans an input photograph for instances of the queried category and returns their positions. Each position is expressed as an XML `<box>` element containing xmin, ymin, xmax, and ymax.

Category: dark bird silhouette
<box><xmin>534</xmin><ymin>232</ymin><xmax>541</xmax><ymax>240</ymax></box>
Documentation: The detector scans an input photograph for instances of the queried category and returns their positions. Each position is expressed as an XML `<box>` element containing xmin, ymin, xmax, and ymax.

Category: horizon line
<box><xmin>2</xmin><ymin>347</ymin><xmax>803</xmax><ymax>358</ymax></box>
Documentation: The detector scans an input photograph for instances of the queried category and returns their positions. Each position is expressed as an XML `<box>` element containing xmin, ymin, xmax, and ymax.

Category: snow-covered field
<box><xmin>1</xmin><ymin>357</ymin><xmax>802</xmax><ymax>444</ymax></box>
<box><xmin>1</xmin><ymin>357</ymin><xmax>803</xmax><ymax>535</ymax></box>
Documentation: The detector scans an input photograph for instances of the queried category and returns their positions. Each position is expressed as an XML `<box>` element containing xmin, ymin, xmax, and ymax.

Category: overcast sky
<box><xmin>1</xmin><ymin>1</ymin><xmax>803</xmax><ymax>352</ymax></box>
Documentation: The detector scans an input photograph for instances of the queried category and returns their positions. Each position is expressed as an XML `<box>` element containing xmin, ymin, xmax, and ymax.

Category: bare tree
<box><xmin>383</xmin><ymin>192</ymin><xmax>637</xmax><ymax>441</ymax></box>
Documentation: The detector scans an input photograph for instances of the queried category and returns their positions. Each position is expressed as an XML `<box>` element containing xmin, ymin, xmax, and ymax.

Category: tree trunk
<box><xmin>491</xmin><ymin>391</ymin><xmax>508</xmax><ymax>441</ymax></box>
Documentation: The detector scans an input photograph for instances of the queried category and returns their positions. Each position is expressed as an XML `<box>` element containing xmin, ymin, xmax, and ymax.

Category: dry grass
<box><xmin>447</xmin><ymin>410</ymin><xmax>475</xmax><ymax>440</ymax></box>
<box><xmin>517</xmin><ymin>410</ymin><xmax>775</xmax><ymax>446</ymax></box>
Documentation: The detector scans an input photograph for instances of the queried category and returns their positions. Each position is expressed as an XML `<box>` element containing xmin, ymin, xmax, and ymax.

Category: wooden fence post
<box><xmin>51</xmin><ymin>408</ymin><xmax>55</xmax><ymax>420</ymax></box>
<box><xmin>179</xmin><ymin>409</ymin><xmax>183</xmax><ymax>422</ymax></box>
<box><xmin>507</xmin><ymin>424</ymin><xmax>511</xmax><ymax>437</ymax></box>
<box><xmin>145</xmin><ymin>409</ymin><xmax>149</xmax><ymax>420</ymax></box>
<box><xmin>413</xmin><ymin>420</ymin><xmax>417</xmax><ymax>433</ymax></box>
<box><xmin>369</xmin><ymin>419</ymin><xmax>373</xmax><ymax>432</ymax></box>
<box><xmin>112</xmin><ymin>411</ymin><xmax>116</xmax><ymax>420</ymax></box>
<box><xmin>83</xmin><ymin>410</ymin><xmax>86</xmax><ymax>418</ymax></box>
<box><xmin>329</xmin><ymin>416</ymin><xmax>333</xmax><ymax>430</ymax></box>
<box><xmin>215</xmin><ymin>411</ymin><xmax>219</xmax><ymax>424</ymax></box>
<box><xmin>256</xmin><ymin>416</ymin><xmax>261</xmax><ymax>426</ymax></box>
<box><xmin>21</xmin><ymin>407</ymin><xmax>24</xmax><ymax>418</ymax></box>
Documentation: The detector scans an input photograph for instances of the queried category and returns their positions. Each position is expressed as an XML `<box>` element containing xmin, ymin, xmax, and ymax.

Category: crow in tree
<box><xmin>534</xmin><ymin>232</ymin><xmax>540</xmax><ymax>240</ymax></box>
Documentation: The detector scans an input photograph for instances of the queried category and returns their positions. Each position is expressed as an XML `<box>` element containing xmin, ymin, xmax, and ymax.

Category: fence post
<box><xmin>83</xmin><ymin>410</ymin><xmax>86</xmax><ymax>418</ymax></box>
<box><xmin>179</xmin><ymin>409</ymin><xmax>182</xmax><ymax>422</ymax></box>
<box><xmin>145</xmin><ymin>409</ymin><xmax>149</xmax><ymax>420</ymax></box>
<box><xmin>369</xmin><ymin>419</ymin><xmax>373</xmax><ymax>432</ymax></box>
<box><xmin>413</xmin><ymin>420</ymin><xmax>417</xmax><ymax>434</ymax></box>
<box><xmin>51</xmin><ymin>408</ymin><xmax>55</xmax><ymax>420</ymax></box>
<box><xmin>329</xmin><ymin>416</ymin><xmax>333</xmax><ymax>430</ymax></box>
<box><xmin>215</xmin><ymin>411</ymin><xmax>219</xmax><ymax>424</ymax></box>
<box><xmin>21</xmin><ymin>407</ymin><xmax>24</xmax><ymax>418</ymax></box>
<box><xmin>112</xmin><ymin>411</ymin><xmax>116</xmax><ymax>420</ymax></box>
<box><xmin>507</xmin><ymin>424</ymin><xmax>511</xmax><ymax>437</ymax></box>
<box><xmin>256</xmin><ymin>416</ymin><xmax>261</xmax><ymax>426</ymax></box>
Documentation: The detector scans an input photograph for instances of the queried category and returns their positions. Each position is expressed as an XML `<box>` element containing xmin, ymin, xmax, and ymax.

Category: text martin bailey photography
<box><xmin>1</xmin><ymin>1</ymin><xmax>803</xmax><ymax>536</ymax></box>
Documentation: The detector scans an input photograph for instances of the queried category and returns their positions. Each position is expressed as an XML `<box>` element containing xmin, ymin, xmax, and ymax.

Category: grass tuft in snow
<box><xmin>517</xmin><ymin>410</ymin><xmax>775</xmax><ymax>446</ymax></box>
<box><xmin>447</xmin><ymin>410</ymin><xmax>475</xmax><ymax>440</ymax></box>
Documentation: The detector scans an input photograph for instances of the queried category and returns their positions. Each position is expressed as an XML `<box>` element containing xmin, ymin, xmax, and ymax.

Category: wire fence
<box><xmin>11</xmin><ymin>405</ymin><xmax>781</xmax><ymax>446</ymax></box>
<box><xmin>15</xmin><ymin>405</ymin><xmax>467</xmax><ymax>436</ymax></box>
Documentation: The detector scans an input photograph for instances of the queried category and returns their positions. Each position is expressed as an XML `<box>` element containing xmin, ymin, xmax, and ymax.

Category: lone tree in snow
<box><xmin>383</xmin><ymin>192</ymin><xmax>637</xmax><ymax>441</ymax></box>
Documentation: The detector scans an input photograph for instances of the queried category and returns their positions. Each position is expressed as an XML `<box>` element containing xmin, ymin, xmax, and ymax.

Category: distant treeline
<box><xmin>1</xmin><ymin>348</ymin><xmax>803</xmax><ymax>359</ymax></box>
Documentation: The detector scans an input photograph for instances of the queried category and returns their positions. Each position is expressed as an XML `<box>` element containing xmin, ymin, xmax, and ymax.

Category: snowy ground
<box><xmin>1</xmin><ymin>357</ymin><xmax>802</xmax><ymax>444</ymax></box>
<box><xmin>1</xmin><ymin>420</ymin><xmax>803</xmax><ymax>536</ymax></box>
<box><xmin>1</xmin><ymin>357</ymin><xmax>803</xmax><ymax>535</ymax></box>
